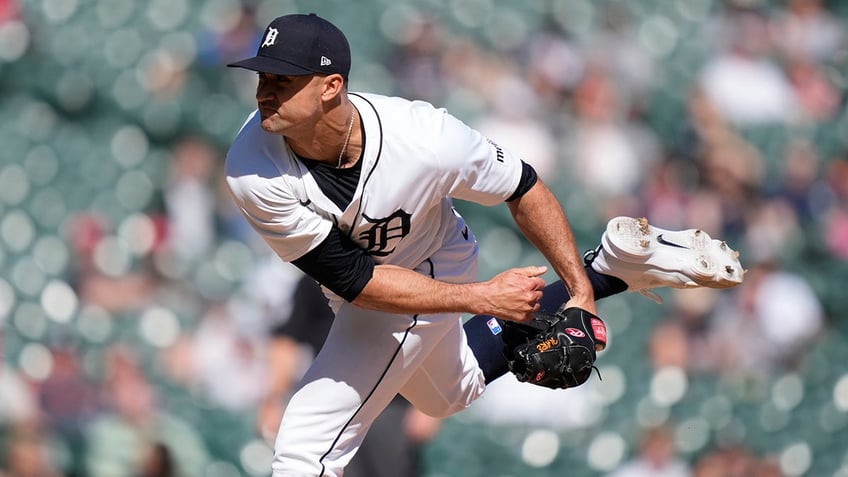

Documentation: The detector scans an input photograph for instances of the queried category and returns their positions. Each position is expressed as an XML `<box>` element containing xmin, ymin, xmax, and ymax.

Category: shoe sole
<box><xmin>601</xmin><ymin>217</ymin><xmax>744</xmax><ymax>288</ymax></box>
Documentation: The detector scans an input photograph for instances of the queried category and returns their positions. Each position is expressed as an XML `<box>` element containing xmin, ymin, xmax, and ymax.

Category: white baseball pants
<box><xmin>270</xmin><ymin>303</ymin><xmax>486</xmax><ymax>476</ymax></box>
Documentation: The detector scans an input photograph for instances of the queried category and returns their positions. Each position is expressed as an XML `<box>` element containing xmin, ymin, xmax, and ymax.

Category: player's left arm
<box><xmin>418</xmin><ymin>104</ymin><xmax>595</xmax><ymax>313</ymax></box>
<box><xmin>506</xmin><ymin>179</ymin><xmax>596</xmax><ymax>314</ymax></box>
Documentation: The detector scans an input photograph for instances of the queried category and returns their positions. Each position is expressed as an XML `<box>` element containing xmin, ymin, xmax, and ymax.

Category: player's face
<box><xmin>255</xmin><ymin>73</ymin><xmax>325</xmax><ymax>136</ymax></box>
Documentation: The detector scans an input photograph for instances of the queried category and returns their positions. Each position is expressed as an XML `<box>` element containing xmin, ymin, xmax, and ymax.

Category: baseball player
<box><xmin>225</xmin><ymin>13</ymin><xmax>743</xmax><ymax>476</ymax></box>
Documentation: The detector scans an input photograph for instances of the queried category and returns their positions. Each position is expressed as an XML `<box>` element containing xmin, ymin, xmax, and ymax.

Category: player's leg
<box><xmin>399</xmin><ymin>314</ymin><xmax>487</xmax><ymax>418</ymax></box>
<box><xmin>463</xmin><ymin>216</ymin><xmax>744</xmax><ymax>384</ymax></box>
<box><xmin>343</xmin><ymin>396</ymin><xmax>417</xmax><ymax>477</ymax></box>
<box><xmin>462</xmin><ymin>280</ymin><xmax>583</xmax><ymax>384</ymax></box>
<box><xmin>271</xmin><ymin>304</ymin><xmax>472</xmax><ymax>477</ymax></box>
<box><xmin>585</xmin><ymin>216</ymin><xmax>744</xmax><ymax>303</ymax></box>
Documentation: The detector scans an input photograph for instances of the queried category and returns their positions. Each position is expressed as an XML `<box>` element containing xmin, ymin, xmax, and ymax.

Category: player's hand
<box><xmin>477</xmin><ymin>266</ymin><xmax>547</xmax><ymax>323</ymax></box>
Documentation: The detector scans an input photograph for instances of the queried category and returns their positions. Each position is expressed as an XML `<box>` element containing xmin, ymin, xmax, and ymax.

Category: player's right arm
<box><xmin>289</xmin><ymin>225</ymin><xmax>546</xmax><ymax>323</ymax></box>
<box><xmin>226</xmin><ymin>153</ymin><xmax>545</xmax><ymax>323</ymax></box>
<box><xmin>355</xmin><ymin>263</ymin><xmax>546</xmax><ymax>322</ymax></box>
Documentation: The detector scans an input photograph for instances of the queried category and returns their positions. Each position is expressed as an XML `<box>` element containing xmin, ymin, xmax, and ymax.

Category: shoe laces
<box><xmin>583</xmin><ymin>245</ymin><xmax>601</xmax><ymax>266</ymax></box>
<box><xmin>585</xmin><ymin>244</ymin><xmax>665</xmax><ymax>304</ymax></box>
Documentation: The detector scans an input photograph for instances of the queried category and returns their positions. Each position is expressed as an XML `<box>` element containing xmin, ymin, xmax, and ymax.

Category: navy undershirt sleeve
<box><xmin>291</xmin><ymin>227</ymin><xmax>375</xmax><ymax>302</ymax></box>
<box><xmin>506</xmin><ymin>161</ymin><xmax>539</xmax><ymax>202</ymax></box>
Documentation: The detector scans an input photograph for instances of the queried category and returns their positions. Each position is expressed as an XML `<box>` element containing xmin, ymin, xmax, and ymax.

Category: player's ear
<box><xmin>320</xmin><ymin>74</ymin><xmax>346</xmax><ymax>102</ymax></box>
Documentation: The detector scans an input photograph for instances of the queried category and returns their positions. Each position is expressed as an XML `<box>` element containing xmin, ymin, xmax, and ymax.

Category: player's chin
<box><xmin>258</xmin><ymin>106</ymin><xmax>280</xmax><ymax>121</ymax></box>
<box><xmin>259</xmin><ymin>116</ymin><xmax>284</xmax><ymax>133</ymax></box>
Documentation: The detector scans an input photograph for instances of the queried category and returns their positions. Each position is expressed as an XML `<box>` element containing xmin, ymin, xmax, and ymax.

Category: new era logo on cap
<box><xmin>227</xmin><ymin>13</ymin><xmax>351</xmax><ymax>78</ymax></box>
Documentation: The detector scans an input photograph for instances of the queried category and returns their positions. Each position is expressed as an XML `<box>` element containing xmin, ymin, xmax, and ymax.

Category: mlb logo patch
<box><xmin>486</xmin><ymin>318</ymin><xmax>502</xmax><ymax>335</ymax></box>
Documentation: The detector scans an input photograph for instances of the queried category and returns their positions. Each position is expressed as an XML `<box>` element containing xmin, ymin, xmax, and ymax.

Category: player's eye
<box><xmin>258</xmin><ymin>73</ymin><xmax>285</xmax><ymax>82</ymax></box>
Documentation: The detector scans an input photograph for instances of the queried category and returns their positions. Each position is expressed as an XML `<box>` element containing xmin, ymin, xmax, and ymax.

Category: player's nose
<box><xmin>255</xmin><ymin>81</ymin><xmax>277</xmax><ymax>103</ymax></box>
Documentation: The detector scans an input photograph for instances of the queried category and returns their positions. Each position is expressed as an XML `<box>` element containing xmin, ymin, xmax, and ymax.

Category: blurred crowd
<box><xmin>1</xmin><ymin>0</ymin><xmax>847</xmax><ymax>476</ymax></box>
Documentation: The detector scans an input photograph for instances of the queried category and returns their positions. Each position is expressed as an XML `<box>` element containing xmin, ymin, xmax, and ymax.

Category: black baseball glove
<box><xmin>502</xmin><ymin>307</ymin><xmax>607</xmax><ymax>389</ymax></box>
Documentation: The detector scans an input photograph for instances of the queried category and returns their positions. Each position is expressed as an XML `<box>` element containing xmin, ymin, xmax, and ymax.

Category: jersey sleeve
<box><xmin>426</xmin><ymin>106</ymin><xmax>524</xmax><ymax>206</ymax></box>
<box><xmin>291</xmin><ymin>226</ymin><xmax>375</xmax><ymax>302</ymax></box>
<box><xmin>225</xmin><ymin>156</ymin><xmax>332</xmax><ymax>263</ymax></box>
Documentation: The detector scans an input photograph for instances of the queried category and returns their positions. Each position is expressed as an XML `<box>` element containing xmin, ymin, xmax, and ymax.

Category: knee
<box><xmin>410</xmin><ymin>379</ymin><xmax>487</xmax><ymax>418</ymax></box>
<box><xmin>414</xmin><ymin>401</ymin><xmax>468</xmax><ymax>419</ymax></box>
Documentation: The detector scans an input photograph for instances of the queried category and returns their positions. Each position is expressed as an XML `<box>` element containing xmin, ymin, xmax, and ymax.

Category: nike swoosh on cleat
<box><xmin>656</xmin><ymin>234</ymin><xmax>689</xmax><ymax>249</ymax></box>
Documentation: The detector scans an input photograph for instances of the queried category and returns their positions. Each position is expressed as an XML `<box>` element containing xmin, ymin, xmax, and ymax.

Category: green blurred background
<box><xmin>1</xmin><ymin>0</ymin><xmax>848</xmax><ymax>476</ymax></box>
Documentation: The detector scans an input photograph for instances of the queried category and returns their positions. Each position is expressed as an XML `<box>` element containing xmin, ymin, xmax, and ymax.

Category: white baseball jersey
<box><xmin>226</xmin><ymin>92</ymin><xmax>523</xmax><ymax>291</ymax></box>
<box><xmin>225</xmin><ymin>92</ymin><xmax>525</xmax><ymax>476</ymax></box>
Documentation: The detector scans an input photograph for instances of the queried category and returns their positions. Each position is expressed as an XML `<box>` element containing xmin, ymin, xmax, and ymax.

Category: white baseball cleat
<box><xmin>587</xmin><ymin>216</ymin><xmax>744</xmax><ymax>303</ymax></box>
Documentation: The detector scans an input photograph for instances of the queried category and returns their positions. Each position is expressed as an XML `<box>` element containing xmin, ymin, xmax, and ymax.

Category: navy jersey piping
<box><xmin>348</xmin><ymin>93</ymin><xmax>383</xmax><ymax>240</ymax></box>
<box><xmin>316</xmin><ymin>258</ymin><xmax>433</xmax><ymax>475</ymax></box>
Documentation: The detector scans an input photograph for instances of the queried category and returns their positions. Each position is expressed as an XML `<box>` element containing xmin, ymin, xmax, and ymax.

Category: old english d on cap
<box><xmin>227</xmin><ymin>13</ymin><xmax>350</xmax><ymax>78</ymax></box>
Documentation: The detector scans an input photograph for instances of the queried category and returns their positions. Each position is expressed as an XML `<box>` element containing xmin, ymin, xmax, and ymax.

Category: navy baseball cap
<box><xmin>228</xmin><ymin>13</ymin><xmax>350</xmax><ymax>78</ymax></box>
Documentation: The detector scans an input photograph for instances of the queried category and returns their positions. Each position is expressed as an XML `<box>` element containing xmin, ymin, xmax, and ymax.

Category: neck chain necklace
<box><xmin>337</xmin><ymin>107</ymin><xmax>355</xmax><ymax>169</ymax></box>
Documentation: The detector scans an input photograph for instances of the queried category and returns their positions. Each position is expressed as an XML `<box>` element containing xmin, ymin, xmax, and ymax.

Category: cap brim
<box><xmin>227</xmin><ymin>56</ymin><xmax>314</xmax><ymax>76</ymax></box>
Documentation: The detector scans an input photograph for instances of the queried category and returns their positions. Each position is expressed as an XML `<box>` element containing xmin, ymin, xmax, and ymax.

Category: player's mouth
<box><xmin>259</xmin><ymin>106</ymin><xmax>278</xmax><ymax>119</ymax></box>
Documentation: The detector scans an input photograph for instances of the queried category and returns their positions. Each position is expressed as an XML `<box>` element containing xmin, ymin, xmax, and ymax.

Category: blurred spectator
<box><xmin>699</xmin><ymin>9</ymin><xmax>798</xmax><ymax>124</ymax></box>
<box><xmin>771</xmin><ymin>139</ymin><xmax>825</xmax><ymax>222</ymax></box>
<box><xmin>680</xmin><ymin>87</ymin><xmax>730</xmax><ymax>162</ymax></box>
<box><xmin>681</xmin><ymin>190</ymin><xmax>729</xmax><ymax>240</ymax></box>
<box><xmin>137</xmin><ymin>51</ymin><xmax>188</xmax><ymax>101</ymax></box>
<box><xmin>163</xmin><ymin>137</ymin><xmax>219</xmax><ymax>262</ymax></box>
<box><xmin>609</xmin><ymin>425</ymin><xmax>691</xmax><ymax>477</ymax></box>
<box><xmin>566</xmin><ymin>66</ymin><xmax>660</xmax><ymax>199</ymax></box>
<box><xmin>678</xmin><ymin>85</ymin><xmax>767</xmax><ymax>236</ymax></box>
<box><xmin>784</xmin><ymin>57</ymin><xmax>842</xmax><ymax>121</ymax></box>
<box><xmin>523</xmin><ymin>21</ymin><xmax>585</xmax><ymax>111</ymax></box>
<box><xmin>771</xmin><ymin>0</ymin><xmax>844</xmax><ymax>63</ymax></box>
<box><xmin>752</xmin><ymin>458</ymin><xmax>783</xmax><ymax>477</ymax></box>
<box><xmin>639</xmin><ymin>157</ymin><xmax>698</xmax><ymax>229</ymax></box>
<box><xmin>649</xmin><ymin>288</ymin><xmax>721</xmax><ymax>374</ymax></box>
<box><xmin>196</xmin><ymin>4</ymin><xmax>259</xmax><ymax>66</ymax></box>
<box><xmin>822</xmin><ymin>154</ymin><xmax>848</xmax><ymax>259</ymax></box>
<box><xmin>473</xmin><ymin>74</ymin><xmax>559</xmax><ymax>182</ymax></box>
<box><xmin>38</xmin><ymin>343</ymin><xmax>99</xmax><ymax>433</ymax></box>
<box><xmin>257</xmin><ymin>274</ymin><xmax>441</xmax><ymax>477</ymax></box>
<box><xmin>66</xmin><ymin>213</ymin><xmax>160</xmax><ymax>313</ymax></box>
<box><xmin>162</xmin><ymin>302</ymin><xmax>267</xmax><ymax>412</ymax></box>
<box><xmin>698</xmin><ymin>127</ymin><xmax>765</xmax><ymax>197</ymax></box>
<box><xmin>743</xmin><ymin>197</ymin><xmax>803</xmax><ymax>263</ymax></box>
<box><xmin>135</xmin><ymin>442</ymin><xmax>175</xmax><ymax>477</ymax></box>
<box><xmin>693</xmin><ymin>446</ymin><xmax>780</xmax><ymax>477</ymax></box>
<box><xmin>386</xmin><ymin>15</ymin><xmax>449</xmax><ymax>105</ymax></box>
<box><xmin>83</xmin><ymin>346</ymin><xmax>209</xmax><ymax>477</ymax></box>
<box><xmin>214</xmin><ymin>170</ymin><xmax>260</xmax><ymax>249</ymax></box>
<box><xmin>587</xmin><ymin>2</ymin><xmax>657</xmax><ymax>110</ymax></box>
<box><xmin>439</xmin><ymin>38</ymin><xmax>503</xmax><ymax>111</ymax></box>
<box><xmin>0</xmin><ymin>0</ymin><xmax>17</xmax><ymax>24</ymax></box>
<box><xmin>824</xmin><ymin>153</ymin><xmax>848</xmax><ymax>204</ymax></box>
<box><xmin>0</xmin><ymin>429</ymin><xmax>64</xmax><ymax>477</ymax></box>
<box><xmin>37</xmin><ymin>342</ymin><xmax>99</xmax><ymax>477</ymax></box>
<box><xmin>823</xmin><ymin>205</ymin><xmax>848</xmax><ymax>260</ymax></box>
<box><xmin>709</xmin><ymin>261</ymin><xmax>824</xmax><ymax>375</ymax></box>
<box><xmin>697</xmin><ymin>135</ymin><xmax>764</xmax><ymax>237</ymax></box>
<box><xmin>0</xmin><ymin>333</ymin><xmax>37</xmax><ymax>429</ymax></box>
